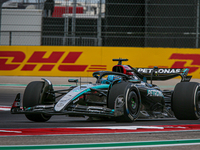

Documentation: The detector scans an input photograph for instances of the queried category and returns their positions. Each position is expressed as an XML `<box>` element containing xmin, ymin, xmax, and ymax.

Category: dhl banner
<box><xmin>1</xmin><ymin>46</ymin><xmax>200</xmax><ymax>78</ymax></box>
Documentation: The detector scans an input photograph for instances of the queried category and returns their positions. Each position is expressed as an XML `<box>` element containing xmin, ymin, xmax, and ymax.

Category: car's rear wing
<box><xmin>134</xmin><ymin>67</ymin><xmax>191</xmax><ymax>82</ymax></box>
<box><xmin>111</xmin><ymin>58</ymin><xmax>191</xmax><ymax>82</ymax></box>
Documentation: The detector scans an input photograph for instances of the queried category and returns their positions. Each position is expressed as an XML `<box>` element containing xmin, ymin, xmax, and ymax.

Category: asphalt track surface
<box><xmin>1</xmin><ymin>76</ymin><xmax>200</xmax><ymax>149</ymax></box>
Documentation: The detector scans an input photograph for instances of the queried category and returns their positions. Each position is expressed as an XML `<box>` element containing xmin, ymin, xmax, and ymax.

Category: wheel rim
<box><xmin>128</xmin><ymin>91</ymin><xmax>139</xmax><ymax>115</ymax></box>
<box><xmin>131</xmin><ymin>98</ymin><xmax>137</xmax><ymax>109</ymax></box>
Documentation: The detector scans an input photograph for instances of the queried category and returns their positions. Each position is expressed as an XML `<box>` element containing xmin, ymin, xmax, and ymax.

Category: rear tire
<box><xmin>172</xmin><ymin>82</ymin><xmax>200</xmax><ymax>120</ymax></box>
<box><xmin>108</xmin><ymin>82</ymin><xmax>141</xmax><ymax>122</ymax></box>
<box><xmin>23</xmin><ymin>81</ymin><xmax>51</xmax><ymax>122</ymax></box>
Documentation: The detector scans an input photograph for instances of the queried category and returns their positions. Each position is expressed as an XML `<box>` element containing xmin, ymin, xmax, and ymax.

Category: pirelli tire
<box><xmin>23</xmin><ymin>81</ymin><xmax>52</xmax><ymax>122</ymax></box>
<box><xmin>108</xmin><ymin>82</ymin><xmax>141</xmax><ymax>122</ymax></box>
<box><xmin>172</xmin><ymin>82</ymin><xmax>200</xmax><ymax>120</ymax></box>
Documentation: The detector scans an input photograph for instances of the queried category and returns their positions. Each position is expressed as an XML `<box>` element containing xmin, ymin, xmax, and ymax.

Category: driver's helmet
<box><xmin>107</xmin><ymin>75</ymin><xmax>121</xmax><ymax>81</ymax></box>
<box><xmin>101</xmin><ymin>75</ymin><xmax>121</xmax><ymax>84</ymax></box>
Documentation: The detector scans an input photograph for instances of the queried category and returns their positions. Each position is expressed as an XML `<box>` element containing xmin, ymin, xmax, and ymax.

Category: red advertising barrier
<box><xmin>52</xmin><ymin>6</ymin><xmax>84</xmax><ymax>17</ymax></box>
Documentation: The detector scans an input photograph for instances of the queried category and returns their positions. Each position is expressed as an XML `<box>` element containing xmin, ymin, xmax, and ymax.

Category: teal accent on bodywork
<box><xmin>182</xmin><ymin>68</ymin><xmax>189</xmax><ymax>76</ymax></box>
<box><xmin>143</xmin><ymin>77</ymin><xmax>147</xmax><ymax>83</ymax></box>
<box><xmin>92</xmin><ymin>84</ymin><xmax>110</xmax><ymax>89</ymax></box>
<box><xmin>110</xmin><ymin>109</ymin><xmax>114</xmax><ymax>113</ymax></box>
<box><xmin>129</xmin><ymin>79</ymin><xmax>141</xmax><ymax>83</ymax></box>
<box><xmin>72</xmin><ymin>84</ymin><xmax>110</xmax><ymax>101</ymax></box>
<box><xmin>129</xmin><ymin>79</ymin><xmax>140</xmax><ymax>82</ymax></box>
<box><xmin>126</xmin><ymin>109</ymin><xmax>130</xmax><ymax>114</ymax></box>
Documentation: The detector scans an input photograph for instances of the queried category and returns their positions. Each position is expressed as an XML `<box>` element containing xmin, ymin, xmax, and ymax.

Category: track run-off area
<box><xmin>1</xmin><ymin>76</ymin><xmax>200</xmax><ymax>149</ymax></box>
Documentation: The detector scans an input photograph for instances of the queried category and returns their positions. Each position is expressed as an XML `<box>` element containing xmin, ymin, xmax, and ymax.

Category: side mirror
<box><xmin>68</xmin><ymin>79</ymin><xmax>78</xmax><ymax>83</ymax></box>
<box><xmin>68</xmin><ymin>79</ymin><xmax>78</xmax><ymax>86</ymax></box>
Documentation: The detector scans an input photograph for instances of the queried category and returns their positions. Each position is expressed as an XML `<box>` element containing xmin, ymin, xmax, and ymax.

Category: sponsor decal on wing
<box><xmin>137</xmin><ymin>68</ymin><xmax>182</xmax><ymax>74</ymax></box>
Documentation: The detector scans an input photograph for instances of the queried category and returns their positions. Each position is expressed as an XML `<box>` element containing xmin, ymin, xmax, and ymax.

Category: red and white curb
<box><xmin>0</xmin><ymin>106</ymin><xmax>11</xmax><ymax>111</ymax></box>
<box><xmin>1</xmin><ymin>124</ymin><xmax>200</xmax><ymax>136</ymax></box>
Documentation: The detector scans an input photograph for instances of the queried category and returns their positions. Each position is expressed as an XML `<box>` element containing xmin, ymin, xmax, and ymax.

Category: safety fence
<box><xmin>0</xmin><ymin>31</ymin><xmax>97</xmax><ymax>46</ymax></box>
<box><xmin>42</xmin><ymin>36</ymin><xmax>98</xmax><ymax>46</ymax></box>
<box><xmin>0</xmin><ymin>0</ymin><xmax>199</xmax><ymax>48</ymax></box>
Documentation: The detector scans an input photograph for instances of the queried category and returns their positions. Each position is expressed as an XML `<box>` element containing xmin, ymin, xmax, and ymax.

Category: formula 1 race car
<box><xmin>11</xmin><ymin>59</ymin><xmax>200</xmax><ymax>122</ymax></box>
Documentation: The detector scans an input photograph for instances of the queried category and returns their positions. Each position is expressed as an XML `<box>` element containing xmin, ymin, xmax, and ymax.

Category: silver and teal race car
<box><xmin>11</xmin><ymin>59</ymin><xmax>200</xmax><ymax>122</ymax></box>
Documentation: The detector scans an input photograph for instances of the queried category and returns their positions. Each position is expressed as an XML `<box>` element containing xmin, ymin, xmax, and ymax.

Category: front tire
<box><xmin>108</xmin><ymin>82</ymin><xmax>141</xmax><ymax>122</ymax></box>
<box><xmin>172</xmin><ymin>82</ymin><xmax>200</xmax><ymax>120</ymax></box>
<box><xmin>23</xmin><ymin>81</ymin><xmax>52</xmax><ymax>122</ymax></box>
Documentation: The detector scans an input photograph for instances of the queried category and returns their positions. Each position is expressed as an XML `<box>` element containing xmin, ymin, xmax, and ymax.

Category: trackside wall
<box><xmin>0</xmin><ymin>46</ymin><xmax>200</xmax><ymax>78</ymax></box>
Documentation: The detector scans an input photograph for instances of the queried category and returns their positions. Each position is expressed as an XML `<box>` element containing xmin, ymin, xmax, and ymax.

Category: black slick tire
<box><xmin>23</xmin><ymin>81</ymin><xmax>51</xmax><ymax>122</ymax></box>
<box><xmin>172</xmin><ymin>82</ymin><xmax>200</xmax><ymax>120</ymax></box>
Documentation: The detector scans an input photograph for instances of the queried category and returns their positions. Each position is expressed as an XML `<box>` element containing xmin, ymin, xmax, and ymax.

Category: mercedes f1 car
<box><xmin>11</xmin><ymin>59</ymin><xmax>200</xmax><ymax>122</ymax></box>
